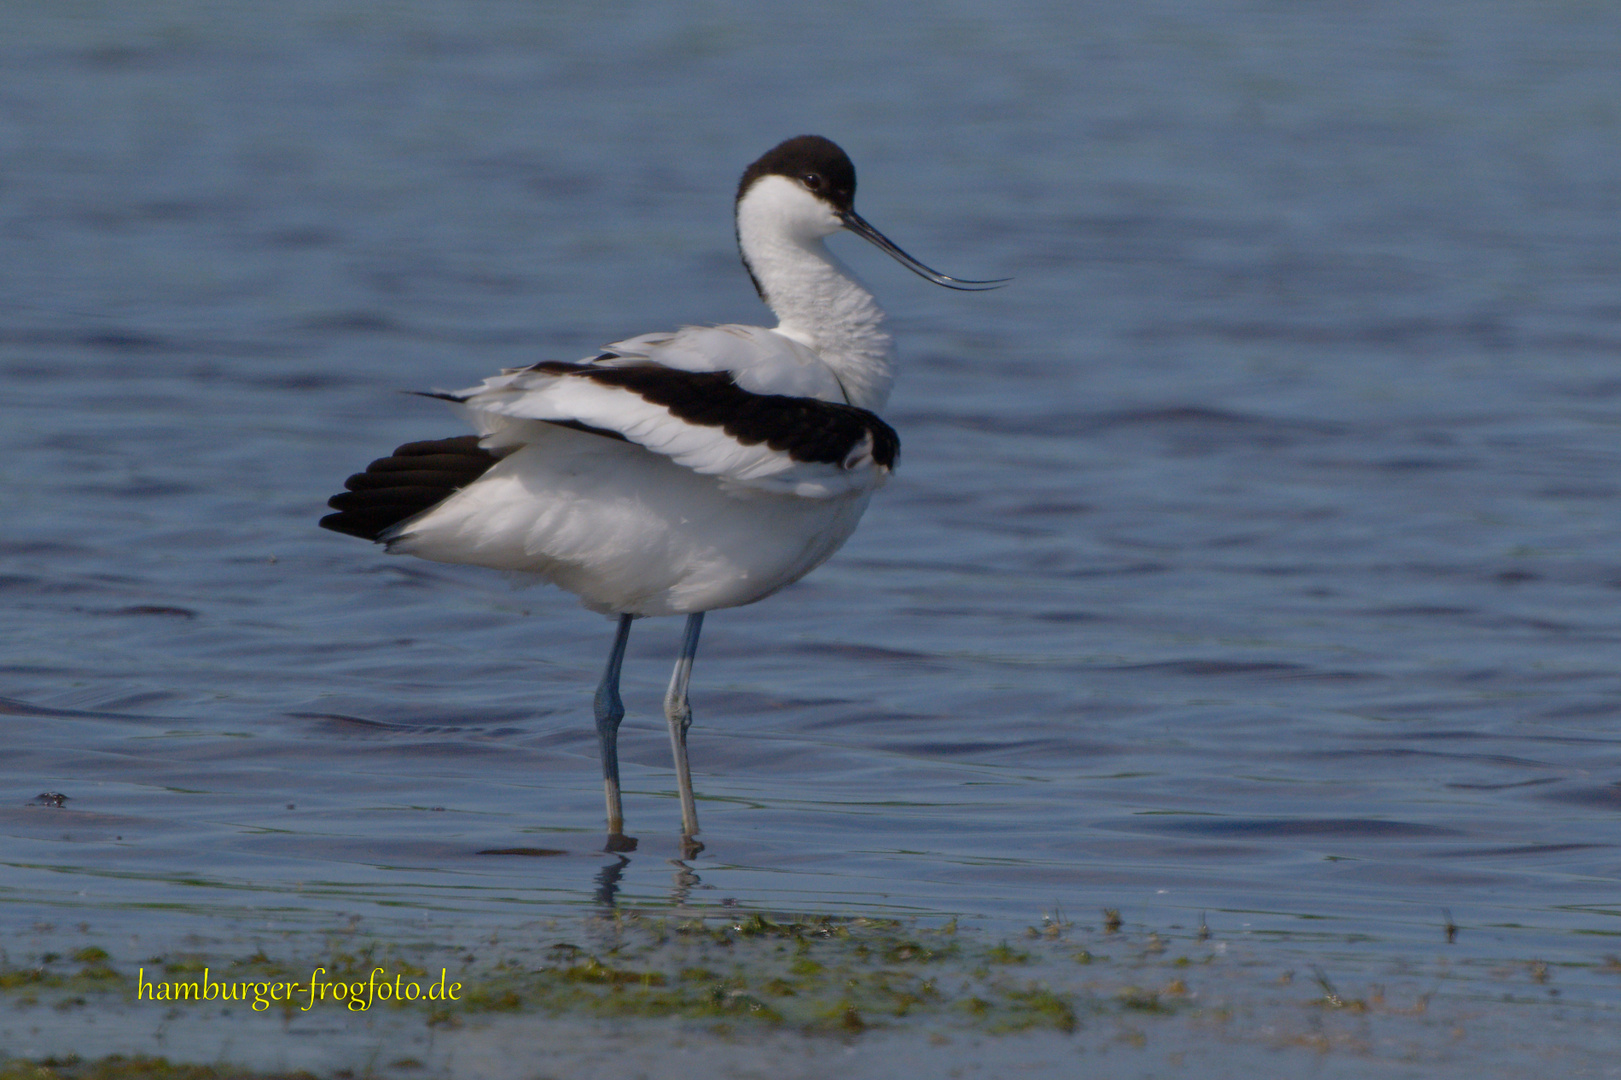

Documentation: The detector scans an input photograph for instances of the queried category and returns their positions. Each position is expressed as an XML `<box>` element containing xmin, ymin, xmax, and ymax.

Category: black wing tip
<box><xmin>319</xmin><ymin>435</ymin><xmax>500</xmax><ymax>543</ymax></box>
<box><xmin>318</xmin><ymin>510</ymin><xmax>387</xmax><ymax>541</ymax></box>
<box><xmin>866</xmin><ymin>416</ymin><xmax>900</xmax><ymax>470</ymax></box>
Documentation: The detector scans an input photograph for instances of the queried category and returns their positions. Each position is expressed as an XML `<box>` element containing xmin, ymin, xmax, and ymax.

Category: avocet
<box><xmin>321</xmin><ymin>135</ymin><xmax>1002</xmax><ymax>851</ymax></box>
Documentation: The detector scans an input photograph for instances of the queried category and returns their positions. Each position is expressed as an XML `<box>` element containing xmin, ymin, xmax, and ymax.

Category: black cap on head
<box><xmin>737</xmin><ymin>135</ymin><xmax>856</xmax><ymax>211</ymax></box>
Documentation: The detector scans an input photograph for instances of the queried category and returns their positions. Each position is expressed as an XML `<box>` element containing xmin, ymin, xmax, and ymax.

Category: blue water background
<box><xmin>2</xmin><ymin>0</ymin><xmax>1620</xmax><ymax>1006</ymax></box>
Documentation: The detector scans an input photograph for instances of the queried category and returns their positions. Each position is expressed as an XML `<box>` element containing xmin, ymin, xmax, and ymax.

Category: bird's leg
<box><xmin>664</xmin><ymin>612</ymin><xmax>705</xmax><ymax>845</ymax></box>
<box><xmin>595</xmin><ymin>613</ymin><xmax>635</xmax><ymax>849</ymax></box>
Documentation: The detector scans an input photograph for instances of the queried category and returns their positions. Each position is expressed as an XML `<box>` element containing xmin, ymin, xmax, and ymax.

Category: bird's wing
<box><xmin>439</xmin><ymin>360</ymin><xmax>897</xmax><ymax>499</ymax></box>
<box><xmin>600</xmin><ymin>324</ymin><xmax>850</xmax><ymax>400</ymax></box>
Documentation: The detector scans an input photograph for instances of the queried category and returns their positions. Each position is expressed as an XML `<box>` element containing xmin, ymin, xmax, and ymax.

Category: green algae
<box><xmin>0</xmin><ymin>911</ymin><xmax>1212</xmax><ymax>1038</ymax></box>
<box><xmin>0</xmin><ymin>1057</ymin><xmax>319</xmax><ymax>1080</ymax></box>
<box><xmin>0</xmin><ymin>910</ymin><xmax>1513</xmax><ymax>1080</ymax></box>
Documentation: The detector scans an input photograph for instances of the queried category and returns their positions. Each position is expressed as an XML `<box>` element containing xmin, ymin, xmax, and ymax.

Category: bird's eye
<box><xmin>800</xmin><ymin>173</ymin><xmax>823</xmax><ymax>190</ymax></box>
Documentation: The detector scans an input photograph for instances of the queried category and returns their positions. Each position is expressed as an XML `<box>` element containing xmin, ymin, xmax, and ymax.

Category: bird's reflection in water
<box><xmin>590</xmin><ymin>850</ymin><xmax>711</xmax><ymax>911</ymax></box>
<box><xmin>593</xmin><ymin>855</ymin><xmax>630</xmax><ymax>906</ymax></box>
<box><xmin>669</xmin><ymin>858</ymin><xmax>702</xmax><ymax>908</ymax></box>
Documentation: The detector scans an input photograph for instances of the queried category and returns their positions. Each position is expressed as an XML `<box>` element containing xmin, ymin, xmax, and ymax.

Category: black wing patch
<box><xmin>524</xmin><ymin>361</ymin><xmax>899</xmax><ymax>469</ymax></box>
<box><xmin>320</xmin><ymin>435</ymin><xmax>501</xmax><ymax>541</ymax></box>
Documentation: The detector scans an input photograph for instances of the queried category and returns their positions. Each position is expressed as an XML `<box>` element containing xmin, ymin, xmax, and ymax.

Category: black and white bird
<box><xmin>320</xmin><ymin>135</ymin><xmax>1002</xmax><ymax>850</ymax></box>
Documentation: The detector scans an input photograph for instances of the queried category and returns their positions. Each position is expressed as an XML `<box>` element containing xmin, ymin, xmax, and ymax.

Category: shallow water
<box><xmin>3</xmin><ymin>0</ymin><xmax>1621</xmax><ymax>1067</ymax></box>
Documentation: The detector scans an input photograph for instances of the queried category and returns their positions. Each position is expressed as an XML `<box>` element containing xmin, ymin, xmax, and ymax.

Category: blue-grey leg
<box><xmin>595</xmin><ymin>613</ymin><xmax>635</xmax><ymax>839</ymax></box>
<box><xmin>664</xmin><ymin>612</ymin><xmax>704</xmax><ymax>839</ymax></box>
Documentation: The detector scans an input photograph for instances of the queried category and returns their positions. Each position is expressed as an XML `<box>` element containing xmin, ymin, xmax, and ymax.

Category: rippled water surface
<box><xmin>3</xmin><ymin>0</ymin><xmax>1621</xmax><ymax>1062</ymax></box>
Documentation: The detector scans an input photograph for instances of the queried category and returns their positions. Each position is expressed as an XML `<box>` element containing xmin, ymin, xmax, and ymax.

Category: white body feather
<box><xmin>386</xmin><ymin>425</ymin><xmax>877</xmax><ymax>615</ymax></box>
<box><xmin>382</xmin><ymin>175</ymin><xmax>898</xmax><ymax>617</ymax></box>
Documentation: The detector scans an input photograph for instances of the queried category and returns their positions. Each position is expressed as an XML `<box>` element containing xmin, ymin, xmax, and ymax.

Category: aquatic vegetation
<box><xmin>0</xmin><ymin>910</ymin><xmax>1213</xmax><ymax>1037</ymax></box>
<box><xmin>0</xmin><ymin>1057</ymin><xmax>319</xmax><ymax>1080</ymax></box>
<box><xmin>0</xmin><ymin>906</ymin><xmax>1572</xmax><ymax>1079</ymax></box>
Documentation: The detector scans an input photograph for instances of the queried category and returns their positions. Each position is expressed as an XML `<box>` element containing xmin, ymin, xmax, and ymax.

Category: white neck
<box><xmin>735</xmin><ymin>176</ymin><xmax>894</xmax><ymax>411</ymax></box>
